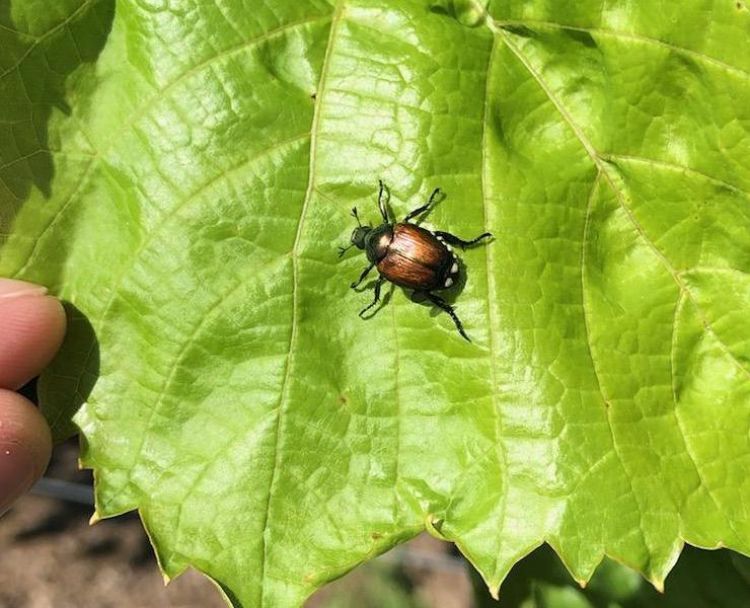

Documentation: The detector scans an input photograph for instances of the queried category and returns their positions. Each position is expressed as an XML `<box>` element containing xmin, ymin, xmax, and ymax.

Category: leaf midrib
<box><xmin>257</xmin><ymin>2</ymin><xmax>343</xmax><ymax>605</ymax></box>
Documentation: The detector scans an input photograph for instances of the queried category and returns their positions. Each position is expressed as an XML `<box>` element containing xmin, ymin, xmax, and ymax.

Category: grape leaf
<box><xmin>2</xmin><ymin>0</ymin><xmax>750</xmax><ymax>606</ymax></box>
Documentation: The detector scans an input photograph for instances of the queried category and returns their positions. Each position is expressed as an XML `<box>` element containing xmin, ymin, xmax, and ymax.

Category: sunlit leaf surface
<box><xmin>2</xmin><ymin>1</ymin><xmax>750</xmax><ymax>606</ymax></box>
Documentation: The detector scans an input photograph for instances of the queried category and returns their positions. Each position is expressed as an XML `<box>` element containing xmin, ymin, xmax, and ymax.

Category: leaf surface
<box><xmin>2</xmin><ymin>0</ymin><xmax>750</xmax><ymax>606</ymax></box>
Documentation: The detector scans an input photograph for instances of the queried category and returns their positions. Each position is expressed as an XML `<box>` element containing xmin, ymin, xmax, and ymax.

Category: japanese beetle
<box><xmin>339</xmin><ymin>181</ymin><xmax>492</xmax><ymax>341</ymax></box>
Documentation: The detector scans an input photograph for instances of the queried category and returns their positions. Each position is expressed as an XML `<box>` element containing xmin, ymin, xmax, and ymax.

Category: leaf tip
<box><xmin>89</xmin><ymin>511</ymin><xmax>102</xmax><ymax>525</ymax></box>
<box><xmin>488</xmin><ymin>584</ymin><xmax>500</xmax><ymax>600</ymax></box>
<box><xmin>424</xmin><ymin>513</ymin><xmax>446</xmax><ymax>539</ymax></box>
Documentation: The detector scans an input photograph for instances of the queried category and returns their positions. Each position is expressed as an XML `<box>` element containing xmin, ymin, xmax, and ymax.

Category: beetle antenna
<box><xmin>338</xmin><ymin>244</ymin><xmax>354</xmax><ymax>258</ymax></box>
<box><xmin>351</xmin><ymin>207</ymin><xmax>362</xmax><ymax>226</ymax></box>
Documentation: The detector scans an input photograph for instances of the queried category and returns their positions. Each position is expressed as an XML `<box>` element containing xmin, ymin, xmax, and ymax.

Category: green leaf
<box><xmin>2</xmin><ymin>0</ymin><xmax>750</xmax><ymax>606</ymax></box>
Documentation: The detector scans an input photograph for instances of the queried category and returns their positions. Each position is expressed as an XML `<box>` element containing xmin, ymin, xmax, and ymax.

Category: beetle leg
<box><xmin>433</xmin><ymin>230</ymin><xmax>493</xmax><ymax>249</ymax></box>
<box><xmin>351</xmin><ymin>262</ymin><xmax>375</xmax><ymax>289</ymax></box>
<box><xmin>403</xmin><ymin>187</ymin><xmax>442</xmax><ymax>223</ymax></box>
<box><xmin>425</xmin><ymin>292</ymin><xmax>470</xmax><ymax>341</ymax></box>
<box><xmin>377</xmin><ymin>180</ymin><xmax>391</xmax><ymax>222</ymax></box>
<box><xmin>403</xmin><ymin>203</ymin><xmax>430</xmax><ymax>223</ymax></box>
<box><xmin>359</xmin><ymin>276</ymin><xmax>386</xmax><ymax>318</ymax></box>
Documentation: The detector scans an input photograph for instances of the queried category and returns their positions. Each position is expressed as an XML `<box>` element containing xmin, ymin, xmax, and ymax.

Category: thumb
<box><xmin>0</xmin><ymin>390</ymin><xmax>53</xmax><ymax>515</ymax></box>
<box><xmin>0</xmin><ymin>278</ymin><xmax>66</xmax><ymax>515</ymax></box>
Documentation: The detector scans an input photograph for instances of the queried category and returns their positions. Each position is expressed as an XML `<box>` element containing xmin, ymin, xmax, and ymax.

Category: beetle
<box><xmin>338</xmin><ymin>181</ymin><xmax>492</xmax><ymax>341</ymax></box>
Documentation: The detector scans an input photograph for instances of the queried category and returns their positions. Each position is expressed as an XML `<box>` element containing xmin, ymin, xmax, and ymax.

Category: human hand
<box><xmin>0</xmin><ymin>279</ymin><xmax>66</xmax><ymax>515</ymax></box>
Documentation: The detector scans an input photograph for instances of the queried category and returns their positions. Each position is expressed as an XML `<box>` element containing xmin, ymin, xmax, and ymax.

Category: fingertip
<box><xmin>0</xmin><ymin>288</ymin><xmax>67</xmax><ymax>389</ymax></box>
<box><xmin>0</xmin><ymin>390</ymin><xmax>52</xmax><ymax>514</ymax></box>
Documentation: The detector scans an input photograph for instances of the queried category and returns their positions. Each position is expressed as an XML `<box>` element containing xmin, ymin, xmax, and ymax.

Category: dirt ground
<box><xmin>0</xmin><ymin>443</ymin><xmax>472</xmax><ymax>608</ymax></box>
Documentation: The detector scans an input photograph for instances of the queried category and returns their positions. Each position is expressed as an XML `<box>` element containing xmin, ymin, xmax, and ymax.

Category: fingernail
<box><xmin>0</xmin><ymin>441</ymin><xmax>36</xmax><ymax>515</ymax></box>
<box><xmin>0</xmin><ymin>278</ymin><xmax>48</xmax><ymax>299</ymax></box>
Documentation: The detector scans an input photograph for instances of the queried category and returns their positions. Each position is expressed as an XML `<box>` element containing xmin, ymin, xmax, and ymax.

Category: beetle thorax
<box><xmin>364</xmin><ymin>224</ymin><xmax>394</xmax><ymax>263</ymax></box>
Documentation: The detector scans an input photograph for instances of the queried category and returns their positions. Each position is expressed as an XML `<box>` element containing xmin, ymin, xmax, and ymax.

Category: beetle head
<box><xmin>350</xmin><ymin>225</ymin><xmax>371</xmax><ymax>250</ymax></box>
<box><xmin>349</xmin><ymin>207</ymin><xmax>371</xmax><ymax>250</ymax></box>
<box><xmin>338</xmin><ymin>207</ymin><xmax>372</xmax><ymax>258</ymax></box>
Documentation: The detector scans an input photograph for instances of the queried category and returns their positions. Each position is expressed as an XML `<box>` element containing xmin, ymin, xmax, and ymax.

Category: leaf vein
<box><xmin>497</xmin><ymin>26</ymin><xmax>750</xmax><ymax>391</ymax></box>
<box><xmin>48</xmin><ymin>132</ymin><xmax>311</xmax><ymax>439</ymax></box>
<box><xmin>12</xmin><ymin>12</ymin><xmax>333</xmax><ymax>274</ymax></box>
<box><xmin>669</xmin><ymin>291</ymin><xmax>742</xmax><ymax>542</ymax></box>
<box><xmin>579</xmin><ymin>172</ymin><xmax>651</xmax><ymax>555</ymax></box>
<box><xmin>604</xmin><ymin>153</ymin><xmax>750</xmax><ymax>202</ymax></box>
<box><xmin>258</xmin><ymin>4</ymin><xmax>342</xmax><ymax>606</ymax></box>
<box><xmin>479</xmin><ymin>32</ymin><xmax>508</xmax><ymax>566</ymax></box>
<box><xmin>0</xmin><ymin>0</ymin><xmax>97</xmax><ymax>80</ymax></box>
